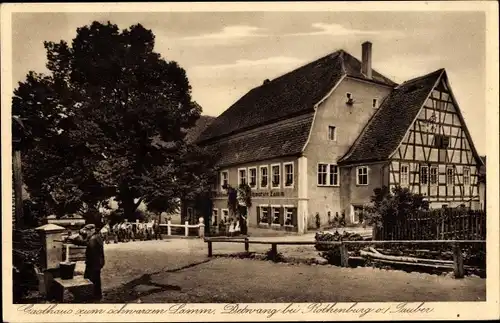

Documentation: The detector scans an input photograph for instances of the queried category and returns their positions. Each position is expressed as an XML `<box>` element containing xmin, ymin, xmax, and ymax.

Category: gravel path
<box><xmin>88</xmin><ymin>238</ymin><xmax>484</xmax><ymax>303</ymax></box>
<box><xmin>137</xmin><ymin>258</ymin><xmax>485</xmax><ymax>303</ymax></box>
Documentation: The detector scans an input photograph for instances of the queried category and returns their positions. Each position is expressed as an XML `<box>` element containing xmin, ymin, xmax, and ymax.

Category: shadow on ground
<box><xmin>102</xmin><ymin>259</ymin><xmax>211</xmax><ymax>303</ymax></box>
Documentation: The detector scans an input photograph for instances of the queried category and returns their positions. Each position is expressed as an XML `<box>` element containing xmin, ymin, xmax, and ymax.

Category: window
<box><xmin>271</xmin><ymin>206</ymin><xmax>281</xmax><ymax>225</ymax></box>
<box><xmin>446</xmin><ymin>167</ymin><xmax>454</xmax><ymax>185</ymax></box>
<box><xmin>259</xmin><ymin>165</ymin><xmax>269</xmax><ymax>189</ymax></box>
<box><xmin>284</xmin><ymin>162</ymin><xmax>294</xmax><ymax>187</ymax></box>
<box><xmin>356</xmin><ymin>166</ymin><xmax>368</xmax><ymax>185</ymax></box>
<box><xmin>372</xmin><ymin>98</ymin><xmax>379</xmax><ymax>108</ymax></box>
<box><xmin>284</xmin><ymin>207</ymin><xmax>296</xmax><ymax>226</ymax></box>
<box><xmin>430</xmin><ymin>166</ymin><xmax>438</xmax><ymax>185</ymax></box>
<box><xmin>212</xmin><ymin>209</ymin><xmax>218</xmax><ymax>226</ymax></box>
<box><xmin>238</xmin><ymin>168</ymin><xmax>247</xmax><ymax>185</ymax></box>
<box><xmin>328</xmin><ymin>126</ymin><xmax>337</xmax><ymax>141</ymax></box>
<box><xmin>329</xmin><ymin>165</ymin><xmax>339</xmax><ymax>186</ymax></box>
<box><xmin>317</xmin><ymin>164</ymin><xmax>328</xmax><ymax>185</ymax></box>
<box><xmin>220</xmin><ymin>171</ymin><xmax>228</xmax><ymax>189</ymax></box>
<box><xmin>400</xmin><ymin>165</ymin><xmax>409</xmax><ymax>186</ymax></box>
<box><xmin>434</xmin><ymin>134</ymin><xmax>450</xmax><ymax>149</ymax></box>
<box><xmin>258</xmin><ymin>206</ymin><xmax>269</xmax><ymax>225</ymax></box>
<box><xmin>318</xmin><ymin>163</ymin><xmax>339</xmax><ymax>186</ymax></box>
<box><xmin>463</xmin><ymin>167</ymin><xmax>470</xmax><ymax>185</ymax></box>
<box><xmin>221</xmin><ymin>209</ymin><xmax>229</xmax><ymax>223</ymax></box>
<box><xmin>420</xmin><ymin>166</ymin><xmax>428</xmax><ymax>185</ymax></box>
<box><xmin>271</xmin><ymin>164</ymin><xmax>280</xmax><ymax>188</ymax></box>
<box><xmin>248</xmin><ymin>167</ymin><xmax>257</xmax><ymax>188</ymax></box>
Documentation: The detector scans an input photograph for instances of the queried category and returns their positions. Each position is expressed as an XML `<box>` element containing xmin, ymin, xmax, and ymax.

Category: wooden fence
<box><xmin>158</xmin><ymin>219</ymin><xmax>205</xmax><ymax>237</ymax></box>
<box><xmin>204</xmin><ymin>237</ymin><xmax>485</xmax><ymax>279</ymax></box>
<box><xmin>375</xmin><ymin>208</ymin><xmax>486</xmax><ymax>241</ymax></box>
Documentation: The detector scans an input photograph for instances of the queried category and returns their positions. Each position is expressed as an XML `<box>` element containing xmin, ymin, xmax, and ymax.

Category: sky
<box><xmin>11</xmin><ymin>11</ymin><xmax>486</xmax><ymax>154</ymax></box>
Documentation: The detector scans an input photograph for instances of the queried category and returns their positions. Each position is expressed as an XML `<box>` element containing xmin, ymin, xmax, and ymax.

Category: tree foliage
<box><xmin>13</xmin><ymin>21</ymin><xmax>211</xmax><ymax>220</ymax></box>
<box><xmin>365</xmin><ymin>185</ymin><xmax>429</xmax><ymax>228</ymax></box>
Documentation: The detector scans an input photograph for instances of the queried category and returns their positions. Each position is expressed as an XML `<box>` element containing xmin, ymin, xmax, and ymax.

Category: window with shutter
<box><xmin>271</xmin><ymin>206</ymin><xmax>280</xmax><ymax>225</ymax></box>
<box><xmin>284</xmin><ymin>207</ymin><xmax>295</xmax><ymax>226</ymax></box>
<box><xmin>258</xmin><ymin>206</ymin><xmax>269</xmax><ymax>225</ymax></box>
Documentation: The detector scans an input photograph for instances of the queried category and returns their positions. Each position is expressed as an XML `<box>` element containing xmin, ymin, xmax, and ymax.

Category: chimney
<box><xmin>361</xmin><ymin>41</ymin><xmax>372</xmax><ymax>79</ymax></box>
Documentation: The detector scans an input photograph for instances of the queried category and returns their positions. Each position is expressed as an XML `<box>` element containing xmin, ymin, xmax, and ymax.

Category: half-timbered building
<box><xmin>193</xmin><ymin>41</ymin><xmax>484</xmax><ymax>234</ymax></box>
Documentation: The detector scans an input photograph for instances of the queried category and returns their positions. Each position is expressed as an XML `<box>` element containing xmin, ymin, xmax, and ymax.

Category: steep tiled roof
<box><xmin>206</xmin><ymin>113</ymin><xmax>314</xmax><ymax>167</ymax></box>
<box><xmin>197</xmin><ymin>50</ymin><xmax>396</xmax><ymax>144</ymax></box>
<box><xmin>339</xmin><ymin>69</ymin><xmax>445</xmax><ymax>164</ymax></box>
<box><xmin>185</xmin><ymin>115</ymin><xmax>216</xmax><ymax>144</ymax></box>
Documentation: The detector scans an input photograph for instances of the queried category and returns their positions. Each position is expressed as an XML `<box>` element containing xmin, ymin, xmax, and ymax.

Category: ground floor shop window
<box><xmin>284</xmin><ymin>207</ymin><xmax>296</xmax><ymax>226</ymax></box>
<box><xmin>271</xmin><ymin>207</ymin><xmax>281</xmax><ymax>225</ymax></box>
<box><xmin>258</xmin><ymin>206</ymin><xmax>269</xmax><ymax>225</ymax></box>
<box><xmin>212</xmin><ymin>209</ymin><xmax>218</xmax><ymax>226</ymax></box>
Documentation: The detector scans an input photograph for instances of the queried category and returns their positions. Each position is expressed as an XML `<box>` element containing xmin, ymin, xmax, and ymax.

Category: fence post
<box><xmin>271</xmin><ymin>243</ymin><xmax>278</xmax><ymax>262</ymax></box>
<box><xmin>167</xmin><ymin>220</ymin><xmax>172</xmax><ymax>236</ymax></box>
<box><xmin>198</xmin><ymin>217</ymin><xmax>205</xmax><ymax>238</ymax></box>
<box><xmin>207</xmin><ymin>241</ymin><xmax>213</xmax><ymax>257</ymax></box>
<box><xmin>452</xmin><ymin>243</ymin><xmax>464</xmax><ymax>279</ymax></box>
<box><xmin>244</xmin><ymin>238</ymin><xmax>249</xmax><ymax>252</ymax></box>
<box><xmin>185</xmin><ymin>221</ymin><xmax>189</xmax><ymax>237</ymax></box>
<box><xmin>339</xmin><ymin>242</ymin><xmax>349</xmax><ymax>267</ymax></box>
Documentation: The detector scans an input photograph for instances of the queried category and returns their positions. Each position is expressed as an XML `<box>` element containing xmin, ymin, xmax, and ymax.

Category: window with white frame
<box><xmin>317</xmin><ymin>163</ymin><xmax>339</xmax><ymax>186</ymax></box>
<box><xmin>271</xmin><ymin>206</ymin><xmax>281</xmax><ymax>225</ymax></box>
<box><xmin>284</xmin><ymin>207</ymin><xmax>295</xmax><ymax>226</ymax></box>
<box><xmin>212</xmin><ymin>209</ymin><xmax>218</xmax><ymax>226</ymax></box>
<box><xmin>248</xmin><ymin>167</ymin><xmax>257</xmax><ymax>188</ymax></box>
<box><xmin>258</xmin><ymin>206</ymin><xmax>269</xmax><ymax>225</ymax></box>
<box><xmin>329</xmin><ymin>165</ymin><xmax>339</xmax><ymax>186</ymax></box>
<box><xmin>328</xmin><ymin>126</ymin><xmax>337</xmax><ymax>141</ymax></box>
<box><xmin>430</xmin><ymin>166</ymin><xmax>438</xmax><ymax>185</ymax></box>
<box><xmin>284</xmin><ymin>162</ymin><xmax>294</xmax><ymax>187</ymax></box>
<box><xmin>463</xmin><ymin>167</ymin><xmax>470</xmax><ymax>185</ymax></box>
<box><xmin>446</xmin><ymin>167</ymin><xmax>454</xmax><ymax>185</ymax></box>
<box><xmin>271</xmin><ymin>164</ymin><xmax>280</xmax><ymax>188</ymax></box>
<box><xmin>400</xmin><ymin>164</ymin><xmax>409</xmax><ymax>186</ymax></box>
<box><xmin>356</xmin><ymin>166</ymin><xmax>368</xmax><ymax>185</ymax></box>
<box><xmin>259</xmin><ymin>165</ymin><xmax>268</xmax><ymax>189</ymax></box>
<box><xmin>238</xmin><ymin>168</ymin><xmax>247</xmax><ymax>185</ymax></box>
<box><xmin>317</xmin><ymin>164</ymin><xmax>328</xmax><ymax>185</ymax></box>
<box><xmin>420</xmin><ymin>166</ymin><xmax>428</xmax><ymax>185</ymax></box>
<box><xmin>372</xmin><ymin>98</ymin><xmax>379</xmax><ymax>108</ymax></box>
<box><xmin>221</xmin><ymin>209</ymin><xmax>229</xmax><ymax>223</ymax></box>
<box><xmin>220</xmin><ymin>171</ymin><xmax>228</xmax><ymax>189</ymax></box>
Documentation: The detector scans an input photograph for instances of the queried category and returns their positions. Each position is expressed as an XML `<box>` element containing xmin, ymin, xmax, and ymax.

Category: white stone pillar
<box><xmin>297</xmin><ymin>156</ymin><xmax>309</xmax><ymax>234</ymax></box>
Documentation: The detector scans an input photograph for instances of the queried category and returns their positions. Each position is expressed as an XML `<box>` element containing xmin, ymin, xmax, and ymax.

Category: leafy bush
<box><xmin>314</xmin><ymin>231</ymin><xmax>364</xmax><ymax>265</ymax></box>
<box><xmin>13</xmin><ymin>229</ymin><xmax>43</xmax><ymax>302</ymax></box>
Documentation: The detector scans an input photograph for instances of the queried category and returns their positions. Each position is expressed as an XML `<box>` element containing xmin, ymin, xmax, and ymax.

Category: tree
<box><xmin>365</xmin><ymin>185</ymin><xmax>429</xmax><ymax>238</ymax></box>
<box><xmin>13</xmin><ymin>21</ymin><xmax>202</xmax><ymax>221</ymax></box>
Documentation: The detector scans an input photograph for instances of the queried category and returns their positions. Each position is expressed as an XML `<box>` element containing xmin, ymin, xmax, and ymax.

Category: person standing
<box><xmin>81</xmin><ymin>224</ymin><xmax>105</xmax><ymax>302</ymax></box>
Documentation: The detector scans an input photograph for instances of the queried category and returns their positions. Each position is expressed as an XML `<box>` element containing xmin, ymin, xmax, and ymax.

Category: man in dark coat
<box><xmin>81</xmin><ymin>224</ymin><xmax>105</xmax><ymax>301</ymax></box>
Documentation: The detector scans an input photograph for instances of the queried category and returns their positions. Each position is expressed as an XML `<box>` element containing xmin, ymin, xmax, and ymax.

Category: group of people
<box><xmin>99</xmin><ymin>219</ymin><xmax>162</xmax><ymax>243</ymax></box>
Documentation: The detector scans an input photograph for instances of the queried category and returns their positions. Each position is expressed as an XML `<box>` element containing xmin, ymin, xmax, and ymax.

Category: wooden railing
<box><xmin>203</xmin><ymin>237</ymin><xmax>485</xmax><ymax>279</ymax></box>
<box><xmin>159</xmin><ymin>219</ymin><xmax>205</xmax><ymax>237</ymax></box>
